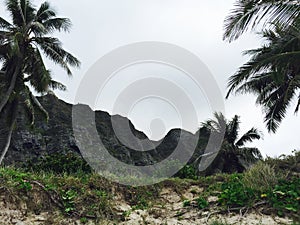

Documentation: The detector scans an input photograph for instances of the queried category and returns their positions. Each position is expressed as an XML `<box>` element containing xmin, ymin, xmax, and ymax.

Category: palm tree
<box><xmin>226</xmin><ymin>22</ymin><xmax>300</xmax><ymax>132</ymax></box>
<box><xmin>200</xmin><ymin>112</ymin><xmax>262</xmax><ymax>175</ymax></box>
<box><xmin>223</xmin><ymin>0</ymin><xmax>300</xmax><ymax>42</ymax></box>
<box><xmin>0</xmin><ymin>0</ymin><xmax>80</xmax><ymax>164</ymax></box>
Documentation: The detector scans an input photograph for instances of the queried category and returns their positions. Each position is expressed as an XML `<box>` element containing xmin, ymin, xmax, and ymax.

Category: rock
<box><xmin>207</xmin><ymin>196</ymin><xmax>218</xmax><ymax>203</ymax></box>
<box><xmin>113</xmin><ymin>202</ymin><xmax>131</xmax><ymax>213</ymax></box>
<box><xmin>35</xmin><ymin>215</ymin><xmax>46</xmax><ymax>221</ymax></box>
<box><xmin>0</xmin><ymin>94</ymin><xmax>205</xmax><ymax>170</ymax></box>
<box><xmin>11</xmin><ymin>220</ymin><xmax>25</xmax><ymax>225</ymax></box>
<box><xmin>160</xmin><ymin>188</ymin><xmax>181</xmax><ymax>203</ymax></box>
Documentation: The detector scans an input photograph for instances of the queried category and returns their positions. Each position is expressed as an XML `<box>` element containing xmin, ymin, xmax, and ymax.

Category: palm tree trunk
<box><xmin>0</xmin><ymin>117</ymin><xmax>16</xmax><ymax>165</ymax></box>
<box><xmin>0</xmin><ymin>101</ymin><xmax>18</xmax><ymax>165</ymax></box>
<box><xmin>0</xmin><ymin>121</ymin><xmax>15</xmax><ymax>165</ymax></box>
<box><xmin>0</xmin><ymin>64</ymin><xmax>20</xmax><ymax>114</ymax></box>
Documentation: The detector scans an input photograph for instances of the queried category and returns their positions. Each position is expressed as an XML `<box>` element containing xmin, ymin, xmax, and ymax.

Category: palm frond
<box><xmin>19</xmin><ymin>0</ymin><xmax>35</xmax><ymax>24</ymax></box>
<box><xmin>224</xmin><ymin>0</ymin><xmax>300</xmax><ymax>42</ymax></box>
<box><xmin>36</xmin><ymin>1</ymin><xmax>56</xmax><ymax>22</ymax></box>
<box><xmin>49</xmin><ymin>80</ymin><xmax>66</xmax><ymax>91</ymax></box>
<box><xmin>22</xmin><ymin>86</ymin><xmax>35</xmax><ymax>125</ymax></box>
<box><xmin>263</xmin><ymin>78</ymin><xmax>296</xmax><ymax>132</ymax></box>
<box><xmin>0</xmin><ymin>16</ymin><xmax>12</xmax><ymax>29</ymax></box>
<box><xmin>6</xmin><ymin>0</ymin><xmax>25</xmax><ymax>27</ymax></box>
<box><xmin>227</xmin><ymin>115</ymin><xmax>240</xmax><ymax>145</ymax></box>
<box><xmin>224</xmin><ymin>0</ymin><xmax>260</xmax><ymax>42</ymax></box>
<box><xmin>34</xmin><ymin>37</ymin><xmax>80</xmax><ymax>75</ymax></box>
<box><xmin>237</xmin><ymin>147</ymin><xmax>263</xmax><ymax>161</ymax></box>
<box><xmin>236</xmin><ymin>127</ymin><xmax>261</xmax><ymax>147</ymax></box>
<box><xmin>30</xmin><ymin>92</ymin><xmax>49</xmax><ymax>121</ymax></box>
<box><xmin>43</xmin><ymin>18</ymin><xmax>71</xmax><ymax>33</ymax></box>
<box><xmin>295</xmin><ymin>93</ymin><xmax>300</xmax><ymax>113</ymax></box>
<box><xmin>226</xmin><ymin>18</ymin><xmax>300</xmax><ymax>132</ymax></box>
<box><xmin>28</xmin><ymin>21</ymin><xmax>47</xmax><ymax>35</ymax></box>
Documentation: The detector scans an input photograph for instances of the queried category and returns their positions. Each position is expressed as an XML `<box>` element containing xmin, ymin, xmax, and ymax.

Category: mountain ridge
<box><xmin>0</xmin><ymin>94</ymin><xmax>204</xmax><ymax>167</ymax></box>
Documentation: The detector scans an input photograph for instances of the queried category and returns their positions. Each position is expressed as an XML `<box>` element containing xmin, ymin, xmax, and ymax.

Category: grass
<box><xmin>0</xmin><ymin>150</ymin><xmax>299</xmax><ymax>223</ymax></box>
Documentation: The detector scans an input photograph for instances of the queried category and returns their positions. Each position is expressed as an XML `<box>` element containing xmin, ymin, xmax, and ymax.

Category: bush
<box><xmin>196</xmin><ymin>196</ymin><xmax>209</xmax><ymax>209</ymax></box>
<box><xmin>218</xmin><ymin>174</ymin><xmax>256</xmax><ymax>207</ymax></box>
<box><xmin>265</xmin><ymin>150</ymin><xmax>300</xmax><ymax>176</ymax></box>
<box><xmin>243</xmin><ymin>161</ymin><xmax>278</xmax><ymax>193</ymax></box>
<box><xmin>24</xmin><ymin>151</ymin><xmax>92</xmax><ymax>174</ymax></box>
<box><xmin>175</xmin><ymin>164</ymin><xmax>198</xmax><ymax>180</ymax></box>
<box><xmin>267</xmin><ymin>179</ymin><xmax>300</xmax><ymax>218</ymax></box>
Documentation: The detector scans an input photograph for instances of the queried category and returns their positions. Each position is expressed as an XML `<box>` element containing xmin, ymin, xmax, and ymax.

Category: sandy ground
<box><xmin>0</xmin><ymin>186</ymin><xmax>294</xmax><ymax>225</ymax></box>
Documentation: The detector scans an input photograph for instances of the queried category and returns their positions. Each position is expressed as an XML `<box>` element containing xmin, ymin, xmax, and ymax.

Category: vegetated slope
<box><xmin>0</xmin><ymin>164</ymin><xmax>298</xmax><ymax>225</ymax></box>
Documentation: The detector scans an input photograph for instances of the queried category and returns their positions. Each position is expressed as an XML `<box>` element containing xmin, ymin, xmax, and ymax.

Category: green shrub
<box><xmin>183</xmin><ymin>199</ymin><xmax>191</xmax><ymax>207</ymax></box>
<box><xmin>218</xmin><ymin>174</ymin><xmax>256</xmax><ymax>207</ymax></box>
<box><xmin>267</xmin><ymin>179</ymin><xmax>300</xmax><ymax>218</ymax></box>
<box><xmin>265</xmin><ymin>150</ymin><xmax>300</xmax><ymax>176</ymax></box>
<box><xmin>175</xmin><ymin>164</ymin><xmax>198</xmax><ymax>180</ymax></box>
<box><xmin>243</xmin><ymin>161</ymin><xmax>278</xmax><ymax>193</ymax></box>
<box><xmin>196</xmin><ymin>196</ymin><xmax>209</xmax><ymax>209</ymax></box>
<box><xmin>131</xmin><ymin>196</ymin><xmax>149</xmax><ymax>210</ymax></box>
<box><xmin>25</xmin><ymin>151</ymin><xmax>92</xmax><ymax>174</ymax></box>
<box><xmin>61</xmin><ymin>189</ymin><xmax>78</xmax><ymax>213</ymax></box>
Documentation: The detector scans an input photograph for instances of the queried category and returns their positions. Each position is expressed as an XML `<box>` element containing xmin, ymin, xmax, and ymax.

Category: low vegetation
<box><xmin>0</xmin><ymin>150</ymin><xmax>299</xmax><ymax>224</ymax></box>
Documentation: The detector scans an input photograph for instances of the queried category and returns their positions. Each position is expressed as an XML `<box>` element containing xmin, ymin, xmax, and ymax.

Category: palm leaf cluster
<box><xmin>226</xmin><ymin>21</ymin><xmax>300</xmax><ymax>132</ymax></box>
<box><xmin>224</xmin><ymin>0</ymin><xmax>300</xmax><ymax>42</ymax></box>
<box><xmin>200</xmin><ymin>112</ymin><xmax>262</xmax><ymax>174</ymax></box>
<box><xmin>224</xmin><ymin>0</ymin><xmax>300</xmax><ymax>132</ymax></box>
<box><xmin>0</xmin><ymin>0</ymin><xmax>80</xmax><ymax>164</ymax></box>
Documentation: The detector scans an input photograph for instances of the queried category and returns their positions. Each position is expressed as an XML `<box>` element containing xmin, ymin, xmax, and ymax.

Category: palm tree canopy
<box><xmin>201</xmin><ymin>112</ymin><xmax>262</xmax><ymax>147</ymax></box>
<box><xmin>199</xmin><ymin>112</ymin><xmax>262</xmax><ymax>174</ymax></box>
<box><xmin>223</xmin><ymin>0</ymin><xmax>300</xmax><ymax>42</ymax></box>
<box><xmin>0</xmin><ymin>0</ymin><xmax>80</xmax><ymax>92</ymax></box>
<box><xmin>0</xmin><ymin>0</ymin><xmax>80</xmax><ymax>122</ymax></box>
<box><xmin>226</xmin><ymin>21</ymin><xmax>300</xmax><ymax>132</ymax></box>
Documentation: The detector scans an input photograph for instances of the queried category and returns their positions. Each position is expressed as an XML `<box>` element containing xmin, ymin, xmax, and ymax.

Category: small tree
<box><xmin>200</xmin><ymin>112</ymin><xmax>262</xmax><ymax>175</ymax></box>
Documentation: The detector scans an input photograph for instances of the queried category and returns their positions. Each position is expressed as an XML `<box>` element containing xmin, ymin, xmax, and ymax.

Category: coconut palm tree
<box><xmin>226</xmin><ymin>22</ymin><xmax>300</xmax><ymax>132</ymax></box>
<box><xmin>0</xmin><ymin>0</ymin><xmax>80</xmax><ymax>164</ymax></box>
<box><xmin>200</xmin><ymin>112</ymin><xmax>262</xmax><ymax>175</ymax></box>
<box><xmin>223</xmin><ymin>0</ymin><xmax>300</xmax><ymax>42</ymax></box>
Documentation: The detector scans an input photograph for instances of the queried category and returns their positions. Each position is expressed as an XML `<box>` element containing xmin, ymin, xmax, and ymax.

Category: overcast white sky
<box><xmin>0</xmin><ymin>0</ymin><xmax>299</xmax><ymax>157</ymax></box>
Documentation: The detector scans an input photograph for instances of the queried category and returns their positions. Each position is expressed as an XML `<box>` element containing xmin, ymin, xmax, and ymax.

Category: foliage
<box><xmin>201</xmin><ymin>112</ymin><xmax>262</xmax><ymax>175</ymax></box>
<box><xmin>196</xmin><ymin>196</ymin><xmax>209</xmax><ymax>209</ymax></box>
<box><xmin>175</xmin><ymin>164</ymin><xmax>198</xmax><ymax>180</ymax></box>
<box><xmin>218</xmin><ymin>174</ymin><xmax>256</xmax><ymax>207</ymax></box>
<box><xmin>267</xmin><ymin>179</ymin><xmax>300</xmax><ymax>218</ymax></box>
<box><xmin>24</xmin><ymin>151</ymin><xmax>92</xmax><ymax>175</ymax></box>
<box><xmin>129</xmin><ymin>189</ymin><xmax>156</xmax><ymax>210</ymax></box>
<box><xmin>224</xmin><ymin>1</ymin><xmax>300</xmax><ymax>132</ymax></box>
<box><xmin>183</xmin><ymin>199</ymin><xmax>191</xmax><ymax>207</ymax></box>
<box><xmin>223</xmin><ymin>0</ymin><xmax>300</xmax><ymax>42</ymax></box>
<box><xmin>62</xmin><ymin>189</ymin><xmax>78</xmax><ymax>213</ymax></box>
<box><xmin>0</xmin><ymin>151</ymin><xmax>299</xmax><ymax>222</ymax></box>
<box><xmin>1</xmin><ymin>167</ymin><xmax>33</xmax><ymax>191</ymax></box>
<box><xmin>226</xmin><ymin>22</ymin><xmax>300</xmax><ymax>132</ymax></box>
<box><xmin>243</xmin><ymin>161</ymin><xmax>278</xmax><ymax>193</ymax></box>
<box><xmin>265</xmin><ymin>150</ymin><xmax>300</xmax><ymax>175</ymax></box>
<box><xmin>0</xmin><ymin>0</ymin><xmax>80</xmax><ymax>164</ymax></box>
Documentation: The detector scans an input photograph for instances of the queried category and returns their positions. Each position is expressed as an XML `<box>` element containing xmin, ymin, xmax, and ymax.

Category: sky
<box><xmin>0</xmin><ymin>0</ymin><xmax>299</xmax><ymax>157</ymax></box>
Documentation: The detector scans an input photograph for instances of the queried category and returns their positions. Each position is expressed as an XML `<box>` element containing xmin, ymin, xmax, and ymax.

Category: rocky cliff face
<box><xmin>0</xmin><ymin>94</ymin><xmax>204</xmax><ymax>167</ymax></box>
